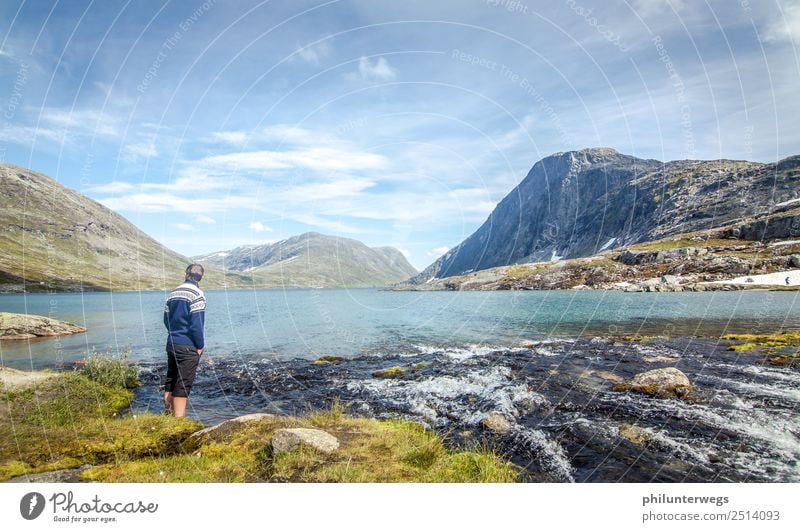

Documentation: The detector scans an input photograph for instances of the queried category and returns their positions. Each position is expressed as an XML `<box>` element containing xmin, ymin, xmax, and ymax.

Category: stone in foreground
<box><xmin>271</xmin><ymin>428</ymin><xmax>339</xmax><ymax>454</ymax></box>
<box><xmin>616</xmin><ymin>367</ymin><xmax>693</xmax><ymax>399</ymax></box>
<box><xmin>190</xmin><ymin>413</ymin><xmax>276</xmax><ymax>441</ymax></box>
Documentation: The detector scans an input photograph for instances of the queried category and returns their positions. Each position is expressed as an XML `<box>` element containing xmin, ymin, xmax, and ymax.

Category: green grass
<box><xmin>372</xmin><ymin>366</ymin><xmax>406</xmax><ymax>379</ymax></box>
<box><xmin>83</xmin><ymin>408</ymin><xmax>518</xmax><ymax>483</ymax></box>
<box><xmin>0</xmin><ymin>370</ymin><xmax>202</xmax><ymax>481</ymax></box>
<box><xmin>722</xmin><ymin>331</ymin><xmax>800</xmax><ymax>365</ymax></box>
<box><xmin>79</xmin><ymin>347</ymin><xmax>139</xmax><ymax>389</ymax></box>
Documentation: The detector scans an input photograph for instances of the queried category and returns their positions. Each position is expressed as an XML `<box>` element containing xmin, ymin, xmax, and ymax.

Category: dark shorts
<box><xmin>165</xmin><ymin>343</ymin><xmax>201</xmax><ymax>398</ymax></box>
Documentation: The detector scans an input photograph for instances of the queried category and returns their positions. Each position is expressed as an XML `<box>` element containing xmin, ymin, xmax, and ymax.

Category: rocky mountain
<box><xmin>407</xmin><ymin>148</ymin><xmax>800</xmax><ymax>284</ymax></box>
<box><xmin>194</xmin><ymin>232</ymin><xmax>417</xmax><ymax>288</ymax></box>
<box><xmin>0</xmin><ymin>164</ymin><xmax>258</xmax><ymax>292</ymax></box>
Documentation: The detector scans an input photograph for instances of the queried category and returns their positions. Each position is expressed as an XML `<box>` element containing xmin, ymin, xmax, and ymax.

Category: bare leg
<box><xmin>163</xmin><ymin>391</ymin><xmax>173</xmax><ymax>415</ymax></box>
<box><xmin>172</xmin><ymin>396</ymin><xmax>187</xmax><ymax>418</ymax></box>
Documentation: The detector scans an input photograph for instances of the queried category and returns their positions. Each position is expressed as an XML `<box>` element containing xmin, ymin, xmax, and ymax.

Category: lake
<box><xmin>0</xmin><ymin>288</ymin><xmax>797</xmax><ymax>368</ymax></box>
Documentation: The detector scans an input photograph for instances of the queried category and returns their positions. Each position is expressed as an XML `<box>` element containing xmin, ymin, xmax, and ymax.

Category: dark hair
<box><xmin>185</xmin><ymin>263</ymin><xmax>204</xmax><ymax>282</ymax></box>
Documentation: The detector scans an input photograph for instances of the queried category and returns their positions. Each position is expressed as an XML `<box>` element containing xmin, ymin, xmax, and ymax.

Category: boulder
<box><xmin>0</xmin><ymin>312</ymin><xmax>86</xmax><ymax>340</ymax></box>
<box><xmin>790</xmin><ymin>255</ymin><xmax>800</xmax><ymax>268</ymax></box>
<box><xmin>480</xmin><ymin>413</ymin><xmax>513</xmax><ymax>434</ymax></box>
<box><xmin>272</xmin><ymin>428</ymin><xmax>339</xmax><ymax>454</ymax></box>
<box><xmin>615</xmin><ymin>367</ymin><xmax>693</xmax><ymax>399</ymax></box>
<box><xmin>190</xmin><ymin>413</ymin><xmax>276</xmax><ymax>441</ymax></box>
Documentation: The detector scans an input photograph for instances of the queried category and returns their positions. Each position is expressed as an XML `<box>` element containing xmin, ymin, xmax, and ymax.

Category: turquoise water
<box><xmin>0</xmin><ymin>288</ymin><xmax>798</xmax><ymax>368</ymax></box>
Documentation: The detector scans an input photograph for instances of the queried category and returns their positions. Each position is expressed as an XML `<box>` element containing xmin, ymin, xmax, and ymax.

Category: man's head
<box><xmin>185</xmin><ymin>263</ymin><xmax>204</xmax><ymax>283</ymax></box>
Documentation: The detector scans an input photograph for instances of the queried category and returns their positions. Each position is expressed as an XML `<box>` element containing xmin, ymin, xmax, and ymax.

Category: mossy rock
<box><xmin>312</xmin><ymin>356</ymin><xmax>345</xmax><ymax>365</ymax></box>
<box><xmin>372</xmin><ymin>366</ymin><xmax>405</xmax><ymax>379</ymax></box>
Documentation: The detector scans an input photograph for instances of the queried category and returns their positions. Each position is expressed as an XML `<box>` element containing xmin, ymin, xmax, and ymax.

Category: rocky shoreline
<box><xmin>0</xmin><ymin>312</ymin><xmax>86</xmax><ymax>340</ymax></box>
<box><xmin>396</xmin><ymin>237</ymin><xmax>800</xmax><ymax>292</ymax></box>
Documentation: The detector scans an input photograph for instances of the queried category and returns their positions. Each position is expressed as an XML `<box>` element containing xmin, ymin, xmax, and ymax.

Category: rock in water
<box><xmin>480</xmin><ymin>413</ymin><xmax>513</xmax><ymax>434</ymax></box>
<box><xmin>615</xmin><ymin>367</ymin><xmax>693</xmax><ymax>399</ymax></box>
<box><xmin>0</xmin><ymin>312</ymin><xmax>86</xmax><ymax>340</ymax></box>
<box><xmin>272</xmin><ymin>428</ymin><xmax>339</xmax><ymax>454</ymax></box>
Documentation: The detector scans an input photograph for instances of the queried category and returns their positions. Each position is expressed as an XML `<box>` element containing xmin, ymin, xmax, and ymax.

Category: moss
<box><xmin>83</xmin><ymin>414</ymin><xmax>517</xmax><ymax>483</ymax></box>
<box><xmin>372</xmin><ymin>366</ymin><xmax>405</xmax><ymax>379</ymax></box>
<box><xmin>722</xmin><ymin>331</ymin><xmax>800</xmax><ymax>356</ymax></box>
<box><xmin>728</xmin><ymin>342</ymin><xmax>757</xmax><ymax>352</ymax></box>
<box><xmin>311</xmin><ymin>356</ymin><xmax>345</xmax><ymax>365</ymax></box>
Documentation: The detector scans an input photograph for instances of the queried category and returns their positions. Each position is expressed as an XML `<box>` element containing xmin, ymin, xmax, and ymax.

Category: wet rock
<box><xmin>480</xmin><ymin>413</ymin><xmax>514</xmax><ymax>434</ymax></box>
<box><xmin>372</xmin><ymin>366</ymin><xmax>405</xmax><ymax>379</ymax></box>
<box><xmin>615</xmin><ymin>367</ymin><xmax>693</xmax><ymax>399</ymax></box>
<box><xmin>618</xmin><ymin>424</ymin><xmax>652</xmax><ymax>447</ymax></box>
<box><xmin>272</xmin><ymin>428</ymin><xmax>339</xmax><ymax>454</ymax></box>
<box><xmin>190</xmin><ymin>413</ymin><xmax>276</xmax><ymax>442</ymax></box>
<box><xmin>312</xmin><ymin>355</ymin><xmax>345</xmax><ymax>365</ymax></box>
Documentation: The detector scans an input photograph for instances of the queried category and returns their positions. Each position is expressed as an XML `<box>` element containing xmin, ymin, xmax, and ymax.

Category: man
<box><xmin>163</xmin><ymin>264</ymin><xmax>206</xmax><ymax>417</ymax></box>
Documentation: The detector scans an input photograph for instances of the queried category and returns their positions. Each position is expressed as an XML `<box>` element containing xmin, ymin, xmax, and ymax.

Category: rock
<box><xmin>190</xmin><ymin>413</ymin><xmax>276</xmax><ymax>441</ymax></box>
<box><xmin>594</xmin><ymin>370</ymin><xmax>624</xmax><ymax>383</ymax></box>
<box><xmin>790</xmin><ymin>255</ymin><xmax>800</xmax><ymax>268</ymax></box>
<box><xmin>480</xmin><ymin>413</ymin><xmax>514</xmax><ymax>434</ymax></box>
<box><xmin>621</xmin><ymin>367</ymin><xmax>693</xmax><ymax>399</ymax></box>
<box><xmin>272</xmin><ymin>428</ymin><xmax>339</xmax><ymax>454</ymax></box>
<box><xmin>312</xmin><ymin>356</ymin><xmax>345</xmax><ymax>365</ymax></box>
<box><xmin>660</xmin><ymin>274</ymin><xmax>678</xmax><ymax>285</ymax></box>
<box><xmin>585</xmin><ymin>267</ymin><xmax>609</xmax><ymax>286</ymax></box>
<box><xmin>0</xmin><ymin>312</ymin><xmax>86</xmax><ymax>340</ymax></box>
<box><xmin>372</xmin><ymin>366</ymin><xmax>405</xmax><ymax>379</ymax></box>
<box><xmin>618</xmin><ymin>424</ymin><xmax>652</xmax><ymax>447</ymax></box>
<box><xmin>5</xmin><ymin>465</ymin><xmax>91</xmax><ymax>483</ymax></box>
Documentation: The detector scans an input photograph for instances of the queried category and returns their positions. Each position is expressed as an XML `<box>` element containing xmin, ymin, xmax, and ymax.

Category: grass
<box><xmin>79</xmin><ymin>347</ymin><xmax>139</xmax><ymax>389</ymax></box>
<box><xmin>0</xmin><ymin>372</ymin><xmax>202</xmax><ymax>481</ymax></box>
<box><xmin>628</xmin><ymin>237</ymin><xmax>750</xmax><ymax>251</ymax></box>
<box><xmin>1</xmin><ymin>366</ymin><xmax>516</xmax><ymax>483</ymax></box>
<box><xmin>82</xmin><ymin>406</ymin><xmax>518</xmax><ymax>483</ymax></box>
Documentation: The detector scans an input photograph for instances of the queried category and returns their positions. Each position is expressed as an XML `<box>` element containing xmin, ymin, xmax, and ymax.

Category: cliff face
<box><xmin>194</xmin><ymin>232</ymin><xmax>418</xmax><ymax>288</ymax></box>
<box><xmin>409</xmin><ymin>149</ymin><xmax>800</xmax><ymax>284</ymax></box>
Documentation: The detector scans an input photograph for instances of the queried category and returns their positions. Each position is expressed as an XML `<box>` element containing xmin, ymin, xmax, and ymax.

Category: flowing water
<box><xmin>1</xmin><ymin>289</ymin><xmax>798</xmax><ymax>482</ymax></box>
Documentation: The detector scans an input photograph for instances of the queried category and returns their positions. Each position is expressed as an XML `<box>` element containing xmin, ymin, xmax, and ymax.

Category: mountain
<box><xmin>0</xmin><ymin>164</ymin><xmax>260</xmax><ymax>292</ymax></box>
<box><xmin>407</xmin><ymin>148</ymin><xmax>800</xmax><ymax>284</ymax></box>
<box><xmin>194</xmin><ymin>232</ymin><xmax>418</xmax><ymax>288</ymax></box>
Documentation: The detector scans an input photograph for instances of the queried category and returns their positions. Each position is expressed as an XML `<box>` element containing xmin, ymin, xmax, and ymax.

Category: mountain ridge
<box><xmin>406</xmin><ymin>148</ymin><xmax>800</xmax><ymax>284</ymax></box>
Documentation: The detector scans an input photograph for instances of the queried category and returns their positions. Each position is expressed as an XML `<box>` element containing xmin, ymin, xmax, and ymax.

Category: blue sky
<box><xmin>1</xmin><ymin>0</ymin><xmax>798</xmax><ymax>270</ymax></box>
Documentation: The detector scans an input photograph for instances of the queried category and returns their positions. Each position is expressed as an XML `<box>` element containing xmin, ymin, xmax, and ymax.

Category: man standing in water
<box><xmin>163</xmin><ymin>264</ymin><xmax>206</xmax><ymax>417</ymax></box>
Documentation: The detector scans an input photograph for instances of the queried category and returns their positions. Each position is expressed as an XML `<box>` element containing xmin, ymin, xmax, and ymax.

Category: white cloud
<box><xmin>199</xmin><ymin>147</ymin><xmax>388</xmax><ymax>172</ymax></box>
<box><xmin>97</xmin><ymin>192</ymin><xmax>260</xmax><ymax>213</ymax></box>
<box><xmin>279</xmin><ymin>178</ymin><xmax>375</xmax><ymax>201</ymax></box>
<box><xmin>357</xmin><ymin>56</ymin><xmax>397</xmax><ymax>81</ymax></box>
<box><xmin>195</xmin><ymin>215</ymin><xmax>216</xmax><ymax>224</ymax></box>
<box><xmin>40</xmin><ymin>108</ymin><xmax>119</xmax><ymax>137</ymax></box>
<box><xmin>85</xmin><ymin>181</ymin><xmax>135</xmax><ymax>194</ymax></box>
<box><xmin>121</xmin><ymin>141</ymin><xmax>157</xmax><ymax>161</ymax></box>
<box><xmin>172</xmin><ymin>223</ymin><xmax>193</xmax><ymax>231</ymax></box>
<box><xmin>427</xmin><ymin>246</ymin><xmax>451</xmax><ymax>259</ymax></box>
<box><xmin>248</xmin><ymin>221</ymin><xmax>271</xmax><ymax>232</ymax></box>
<box><xmin>294</xmin><ymin>39</ymin><xmax>332</xmax><ymax>65</ymax></box>
<box><xmin>763</xmin><ymin>2</ymin><xmax>800</xmax><ymax>43</ymax></box>
<box><xmin>211</xmin><ymin>131</ymin><xmax>248</xmax><ymax>144</ymax></box>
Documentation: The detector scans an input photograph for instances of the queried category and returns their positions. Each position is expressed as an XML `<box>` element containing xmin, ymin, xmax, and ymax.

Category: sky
<box><xmin>0</xmin><ymin>0</ymin><xmax>798</xmax><ymax>270</ymax></box>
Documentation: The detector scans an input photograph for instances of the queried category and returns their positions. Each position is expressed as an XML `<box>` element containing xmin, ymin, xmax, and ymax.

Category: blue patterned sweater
<box><xmin>163</xmin><ymin>280</ymin><xmax>206</xmax><ymax>349</ymax></box>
